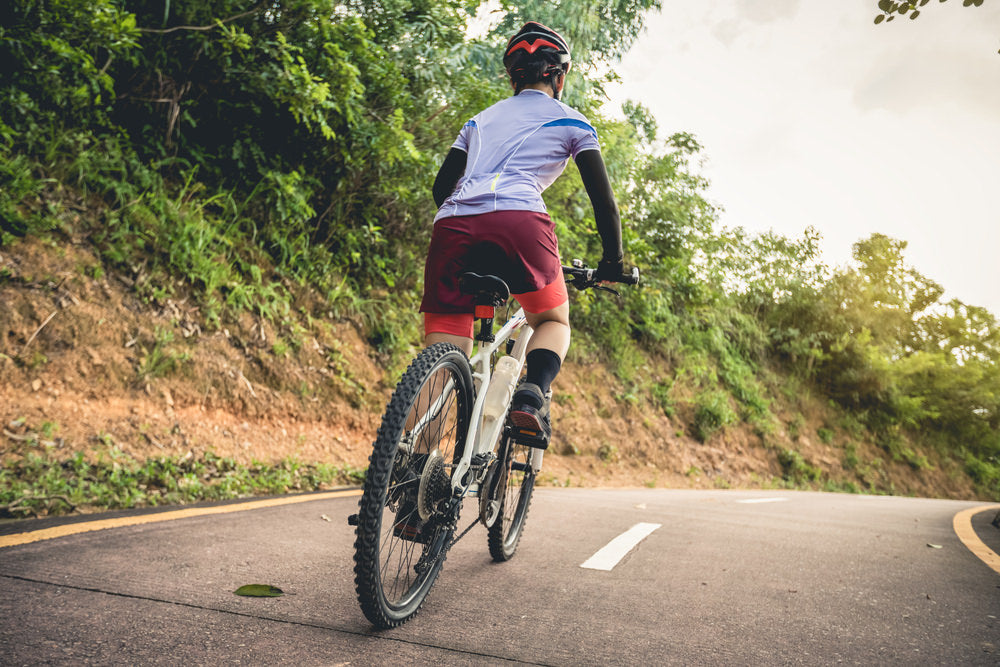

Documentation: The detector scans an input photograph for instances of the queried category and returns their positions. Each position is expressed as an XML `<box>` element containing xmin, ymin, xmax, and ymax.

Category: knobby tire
<box><xmin>353</xmin><ymin>343</ymin><xmax>474</xmax><ymax>628</ymax></box>
<box><xmin>487</xmin><ymin>435</ymin><xmax>535</xmax><ymax>561</ymax></box>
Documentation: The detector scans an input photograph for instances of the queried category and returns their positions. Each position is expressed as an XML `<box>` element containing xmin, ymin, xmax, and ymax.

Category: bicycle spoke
<box><xmin>488</xmin><ymin>437</ymin><xmax>535</xmax><ymax>562</ymax></box>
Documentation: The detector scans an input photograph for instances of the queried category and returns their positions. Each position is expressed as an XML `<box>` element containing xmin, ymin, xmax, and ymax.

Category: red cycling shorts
<box><xmin>420</xmin><ymin>210</ymin><xmax>568</xmax><ymax>338</ymax></box>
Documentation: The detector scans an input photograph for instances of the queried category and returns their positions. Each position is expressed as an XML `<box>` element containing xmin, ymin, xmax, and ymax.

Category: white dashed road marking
<box><xmin>581</xmin><ymin>522</ymin><xmax>661</xmax><ymax>571</ymax></box>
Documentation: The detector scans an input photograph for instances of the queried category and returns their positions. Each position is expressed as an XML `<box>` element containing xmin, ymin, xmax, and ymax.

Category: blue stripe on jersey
<box><xmin>541</xmin><ymin>118</ymin><xmax>597</xmax><ymax>138</ymax></box>
<box><xmin>464</xmin><ymin>120</ymin><xmax>477</xmax><ymax>128</ymax></box>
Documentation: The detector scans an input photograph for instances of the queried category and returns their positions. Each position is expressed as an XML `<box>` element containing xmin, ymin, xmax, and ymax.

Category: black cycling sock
<box><xmin>519</xmin><ymin>349</ymin><xmax>562</xmax><ymax>407</ymax></box>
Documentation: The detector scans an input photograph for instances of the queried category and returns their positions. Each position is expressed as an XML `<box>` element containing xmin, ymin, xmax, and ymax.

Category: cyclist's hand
<box><xmin>594</xmin><ymin>256</ymin><xmax>624</xmax><ymax>284</ymax></box>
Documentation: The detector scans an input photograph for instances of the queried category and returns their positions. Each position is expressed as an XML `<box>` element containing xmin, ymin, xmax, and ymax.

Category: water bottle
<box><xmin>482</xmin><ymin>356</ymin><xmax>520</xmax><ymax>421</ymax></box>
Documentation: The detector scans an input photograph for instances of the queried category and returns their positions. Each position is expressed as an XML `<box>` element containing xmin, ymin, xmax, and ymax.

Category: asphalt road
<box><xmin>2</xmin><ymin>488</ymin><xmax>998</xmax><ymax>665</ymax></box>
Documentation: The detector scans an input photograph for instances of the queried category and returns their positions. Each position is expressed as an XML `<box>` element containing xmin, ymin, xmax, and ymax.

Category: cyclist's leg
<box><xmin>524</xmin><ymin>301</ymin><xmax>570</xmax><ymax>359</ymax></box>
<box><xmin>425</xmin><ymin>332</ymin><xmax>473</xmax><ymax>357</ymax></box>
<box><xmin>423</xmin><ymin>313</ymin><xmax>473</xmax><ymax>356</ymax></box>
<box><xmin>508</xmin><ymin>284</ymin><xmax>570</xmax><ymax>443</ymax></box>
<box><xmin>517</xmin><ymin>280</ymin><xmax>570</xmax><ymax>397</ymax></box>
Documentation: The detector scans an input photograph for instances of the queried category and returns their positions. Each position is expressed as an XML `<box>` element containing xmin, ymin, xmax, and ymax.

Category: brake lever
<box><xmin>594</xmin><ymin>284</ymin><xmax>621</xmax><ymax>297</ymax></box>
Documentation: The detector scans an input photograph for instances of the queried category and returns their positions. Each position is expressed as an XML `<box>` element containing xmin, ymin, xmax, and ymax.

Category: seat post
<box><xmin>475</xmin><ymin>305</ymin><xmax>496</xmax><ymax>343</ymax></box>
<box><xmin>459</xmin><ymin>273</ymin><xmax>510</xmax><ymax>346</ymax></box>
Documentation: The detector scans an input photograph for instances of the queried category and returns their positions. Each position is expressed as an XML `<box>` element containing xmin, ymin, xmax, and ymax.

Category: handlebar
<box><xmin>561</xmin><ymin>259</ymin><xmax>640</xmax><ymax>294</ymax></box>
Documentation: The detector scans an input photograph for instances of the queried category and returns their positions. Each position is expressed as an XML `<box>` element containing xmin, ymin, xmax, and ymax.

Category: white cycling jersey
<box><xmin>434</xmin><ymin>89</ymin><xmax>601</xmax><ymax>222</ymax></box>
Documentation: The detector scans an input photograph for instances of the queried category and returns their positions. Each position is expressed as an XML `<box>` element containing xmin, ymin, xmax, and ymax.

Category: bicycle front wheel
<box><xmin>487</xmin><ymin>435</ymin><xmax>536</xmax><ymax>562</ymax></box>
<box><xmin>353</xmin><ymin>343</ymin><xmax>474</xmax><ymax>628</ymax></box>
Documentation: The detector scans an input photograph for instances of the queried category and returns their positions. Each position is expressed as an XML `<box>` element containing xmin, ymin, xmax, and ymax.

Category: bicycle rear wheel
<box><xmin>487</xmin><ymin>435</ymin><xmax>536</xmax><ymax>562</ymax></box>
<box><xmin>353</xmin><ymin>343</ymin><xmax>474</xmax><ymax>628</ymax></box>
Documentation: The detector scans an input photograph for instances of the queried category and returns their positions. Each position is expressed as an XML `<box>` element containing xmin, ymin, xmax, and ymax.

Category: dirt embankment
<box><xmin>0</xmin><ymin>237</ymin><xmax>981</xmax><ymax>500</ymax></box>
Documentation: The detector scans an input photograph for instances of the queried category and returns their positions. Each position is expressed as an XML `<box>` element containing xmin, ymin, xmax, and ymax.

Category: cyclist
<box><xmin>420</xmin><ymin>21</ymin><xmax>625</xmax><ymax>447</ymax></box>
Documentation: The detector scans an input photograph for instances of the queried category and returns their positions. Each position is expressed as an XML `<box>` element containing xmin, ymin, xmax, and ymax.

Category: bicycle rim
<box><xmin>487</xmin><ymin>436</ymin><xmax>535</xmax><ymax>562</ymax></box>
<box><xmin>353</xmin><ymin>343</ymin><xmax>473</xmax><ymax>628</ymax></box>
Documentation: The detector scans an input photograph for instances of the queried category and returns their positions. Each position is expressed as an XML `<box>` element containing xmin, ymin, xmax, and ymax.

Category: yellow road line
<box><xmin>0</xmin><ymin>489</ymin><xmax>362</xmax><ymax>549</ymax></box>
<box><xmin>953</xmin><ymin>504</ymin><xmax>1000</xmax><ymax>576</ymax></box>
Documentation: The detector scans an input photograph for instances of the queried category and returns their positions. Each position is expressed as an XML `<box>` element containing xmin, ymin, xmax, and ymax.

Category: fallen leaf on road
<box><xmin>234</xmin><ymin>584</ymin><xmax>284</xmax><ymax>597</ymax></box>
<box><xmin>321</xmin><ymin>514</ymin><xmax>332</xmax><ymax>522</ymax></box>
<box><xmin>926</xmin><ymin>543</ymin><xmax>943</xmax><ymax>549</ymax></box>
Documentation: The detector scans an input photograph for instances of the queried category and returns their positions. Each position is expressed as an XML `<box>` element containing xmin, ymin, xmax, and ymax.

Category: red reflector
<box><xmin>475</xmin><ymin>305</ymin><xmax>495</xmax><ymax>319</ymax></box>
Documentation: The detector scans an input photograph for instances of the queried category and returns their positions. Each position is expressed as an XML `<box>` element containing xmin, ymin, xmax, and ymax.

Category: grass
<box><xmin>0</xmin><ymin>447</ymin><xmax>366</xmax><ymax>518</ymax></box>
<box><xmin>137</xmin><ymin>326</ymin><xmax>191</xmax><ymax>380</ymax></box>
<box><xmin>777</xmin><ymin>448</ymin><xmax>821</xmax><ymax>484</ymax></box>
<box><xmin>597</xmin><ymin>444</ymin><xmax>619</xmax><ymax>463</ymax></box>
<box><xmin>692</xmin><ymin>389</ymin><xmax>736</xmax><ymax>442</ymax></box>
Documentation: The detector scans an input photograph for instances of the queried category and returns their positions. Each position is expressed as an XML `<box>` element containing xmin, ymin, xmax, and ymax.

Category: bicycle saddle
<box><xmin>459</xmin><ymin>272</ymin><xmax>510</xmax><ymax>307</ymax></box>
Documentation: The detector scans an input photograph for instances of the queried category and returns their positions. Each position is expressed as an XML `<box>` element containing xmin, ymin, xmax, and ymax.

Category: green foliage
<box><xmin>778</xmin><ymin>449</ymin><xmax>822</xmax><ymax>485</ymax></box>
<box><xmin>843</xmin><ymin>442</ymin><xmax>860</xmax><ymax>470</ymax></box>
<box><xmin>964</xmin><ymin>453</ymin><xmax>1000</xmax><ymax>499</ymax></box>
<box><xmin>0</xmin><ymin>447</ymin><xmax>365</xmax><ymax>517</ymax></box>
<box><xmin>692</xmin><ymin>390</ymin><xmax>736</xmax><ymax>442</ymax></box>
<box><xmin>597</xmin><ymin>443</ymin><xmax>619</xmax><ymax>462</ymax></box>
<box><xmin>650</xmin><ymin>378</ymin><xmax>675</xmax><ymax>417</ymax></box>
<box><xmin>874</xmin><ymin>0</ymin><xmax>986</xmax><ymax>25</ymax></box>
<box><xmin>744</xmin><ymin>230</ymin><xmax>999</xmax><ymax>468</ymax></box>
<box><xmin>137</xmin><ymin>327</ymin><xmax>191</xmax><ymax>380</ymax></box>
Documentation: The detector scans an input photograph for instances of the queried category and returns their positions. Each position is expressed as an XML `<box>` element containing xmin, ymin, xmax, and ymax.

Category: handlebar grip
<box><xmin>561</xmin><ymin>263</ymin><xmax>640</xmax><ymax>289</ymax></box>
<box><xmin>619</xmin><ymin>267</ymin><xmax>640</xmax><ymax>286</ymax></box>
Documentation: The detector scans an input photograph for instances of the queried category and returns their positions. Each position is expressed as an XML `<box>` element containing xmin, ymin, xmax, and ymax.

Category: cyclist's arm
<box><xmin>575</xmin><ymin>149</ymin><xmax>623</xmax><ymax>265</ymax></box>
<box><xmin>433</xmin><ymin>148</ymin><xmax>468</xmax><ymax>208</ymax></box>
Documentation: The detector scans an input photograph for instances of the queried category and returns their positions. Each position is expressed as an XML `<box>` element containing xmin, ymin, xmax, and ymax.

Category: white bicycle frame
<box><xmin>404</xmin><ymin>305</ymin><xmax>544</xmax><ymax>497</ymax></box>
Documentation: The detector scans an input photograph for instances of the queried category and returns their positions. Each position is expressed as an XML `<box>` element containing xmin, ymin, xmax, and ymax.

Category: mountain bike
<box><xmin>350</xmin><ymin>261</ymin><xmax>639</xmax><ymax>629</ymax></box>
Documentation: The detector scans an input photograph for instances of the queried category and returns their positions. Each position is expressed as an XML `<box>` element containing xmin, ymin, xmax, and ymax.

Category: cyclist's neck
<box><xmin>519</xmin><ymin>84</ymin><xmax>553</xmax><ymax>97</ymax></box>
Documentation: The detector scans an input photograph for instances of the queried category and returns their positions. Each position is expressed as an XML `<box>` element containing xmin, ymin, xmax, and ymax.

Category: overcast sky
<box><xmin>608</xmin><ymin>0</ymin><xmax>1000</xmax><ymax>317</ymax></box>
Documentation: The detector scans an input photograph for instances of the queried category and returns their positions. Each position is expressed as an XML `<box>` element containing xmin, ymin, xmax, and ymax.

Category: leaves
<box><xmin>234</xmin><ymin>584</ymin><xmax>284</xmax><ymax>597</ymax></box>
<box><xmin>873</xmin><ymin>0</ymin><xmax>989</xmax><ymax>29</ymax></box>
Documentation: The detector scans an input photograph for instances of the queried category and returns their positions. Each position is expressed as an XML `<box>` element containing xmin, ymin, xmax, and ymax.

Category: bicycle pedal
<box><xmin>393</xmin><ymin>521</ymin><xmax>430</xmax><ymax>543</ymax></box>
<box><xmin>510</xmin><ymin>428</ymin><xmax>550</xmax><ymax>450</ymax></box>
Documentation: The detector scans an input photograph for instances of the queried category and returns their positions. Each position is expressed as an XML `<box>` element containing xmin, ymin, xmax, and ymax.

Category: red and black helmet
<box><xmin>503</xmin><ymin>21</ymin><xmax>572</xmax><ymax>73</ymax></box>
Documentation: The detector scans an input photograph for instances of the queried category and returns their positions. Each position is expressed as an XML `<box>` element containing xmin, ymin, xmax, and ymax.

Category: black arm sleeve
<box><xmin>432</xmin><ymin>148</ymin><xmax>468</xmax><ymax>209</ymax></box>
<box><xmin>575</xmin><ymin>149</ymin><xmax>623</xmax><ymax>262</ymax></box>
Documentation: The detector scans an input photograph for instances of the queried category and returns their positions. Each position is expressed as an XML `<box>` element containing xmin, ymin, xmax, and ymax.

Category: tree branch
<box><xmin>20</xmin><ymin>310</ymin><xmax>59</xmax><ymax>358</ymax></box>
<box><xmin>139</xmin><ymin>3</ymin><xmax>265</xmax><ymax>34</ymax></box>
